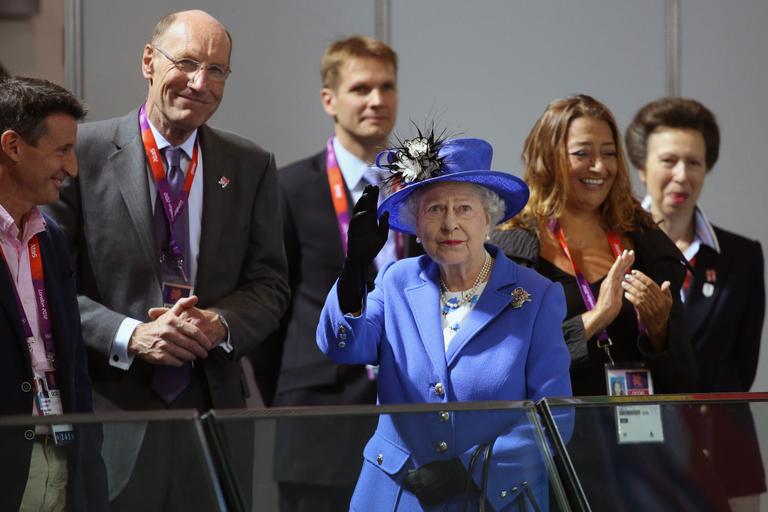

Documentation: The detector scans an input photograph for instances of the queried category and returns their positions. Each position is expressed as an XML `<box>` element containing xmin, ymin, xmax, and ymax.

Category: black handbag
<box><xmin>464</xmin><ymin>438</ymin><xmax>543</xmax><ymax>512</ymax></box>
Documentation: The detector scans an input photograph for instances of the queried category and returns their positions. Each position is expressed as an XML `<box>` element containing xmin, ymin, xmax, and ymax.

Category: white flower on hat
<box><xmin>387</xmin><ymin>136</ymin><xmax>443</xmax><ymax>184</ymax></box>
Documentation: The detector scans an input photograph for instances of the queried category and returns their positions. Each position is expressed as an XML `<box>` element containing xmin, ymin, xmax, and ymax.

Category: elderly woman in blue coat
<box><xmin>317</xmin><ymin>136</ymin><xmax>572</xmax><ymax>511</ymax></box>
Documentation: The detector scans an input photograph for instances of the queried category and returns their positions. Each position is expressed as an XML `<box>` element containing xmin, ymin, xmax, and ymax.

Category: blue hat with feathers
<box><xmin>375</xmin><ymin>135</ymin><xmax>529</xmax><ymax>235</ymax></box>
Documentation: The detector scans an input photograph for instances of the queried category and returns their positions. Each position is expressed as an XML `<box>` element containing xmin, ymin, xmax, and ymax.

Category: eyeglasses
<box><xmin>153</xmin><ymin>46</ymin><xmax>231</xmax><ymax>83</ymax></box>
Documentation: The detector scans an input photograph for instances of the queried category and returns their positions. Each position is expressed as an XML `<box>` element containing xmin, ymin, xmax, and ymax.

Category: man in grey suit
<box><xmin>44</xmin><ymin>10</ymin><xmax>289</xmax><ymax>510</ymax></box>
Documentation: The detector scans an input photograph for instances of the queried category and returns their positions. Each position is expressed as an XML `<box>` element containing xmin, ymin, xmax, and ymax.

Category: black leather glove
<box><xmin>402</xmin><ymin>458</ymin><xmax>474</xmax><ymax>506</ymax></box>
<box><xmin>337</xmin><ymin>185</ymin><xmax>389</xmax><ymax>313</ymax></box>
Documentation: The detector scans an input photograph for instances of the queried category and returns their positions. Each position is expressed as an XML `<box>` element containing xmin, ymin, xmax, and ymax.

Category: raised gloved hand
<box><xmin>337</xmin><ymin>184</ymin><xmax>389</xmax><ymax>313</ymax></box>
<box><xmin>402</xmin><ymin>458</ymin><xmax>474</xmax><ymax>506</ymax></box>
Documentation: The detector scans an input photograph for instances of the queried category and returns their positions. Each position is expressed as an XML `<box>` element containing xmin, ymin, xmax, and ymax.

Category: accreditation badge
<box><xmin>162</xmin><ymin>281</ymin><xmax>193</xmax><ymax>308</ymax></box>
<box><xmin>34</xmin><ymin>372</ymin><xmax>74</xmax><ymax>446</ymax></box>
<box><xmin>605</xmin><ymin>363</ymin><xmax>663</xmax><ymax>444</ymax></box>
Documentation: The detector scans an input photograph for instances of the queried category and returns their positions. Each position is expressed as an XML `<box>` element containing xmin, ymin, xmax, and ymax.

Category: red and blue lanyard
<box><xmin>0</xmin><ymin>236</ymin><xmax>55</xmax><ymax>361</ymax></box>
<box><xmin>139</xmin><ymin>104</ymin><xmax>199</xmax><ymax>267</ymax></box>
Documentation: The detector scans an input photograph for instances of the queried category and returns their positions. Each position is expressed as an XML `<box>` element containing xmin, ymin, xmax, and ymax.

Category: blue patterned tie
<box><xmin>152</xmin><ymin>147</ymin><xmax>192</xmax><ymax>404</ymax></box>
<box><xmin>166</xmin><ymin>147</ymin><xmax>190</xmax><ymax>279</ymax></box>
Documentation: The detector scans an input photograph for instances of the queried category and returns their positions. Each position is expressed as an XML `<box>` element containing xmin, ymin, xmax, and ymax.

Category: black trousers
<box><xmin>278</xmin><ymin>481</ymin><xmax>355</xmax><ymax>512</ymax></box>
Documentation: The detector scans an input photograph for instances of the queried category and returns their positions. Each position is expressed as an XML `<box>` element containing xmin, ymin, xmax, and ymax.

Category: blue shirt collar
<box><xmin>147</xmin><ymin>120</ymin><xmax>198</xmax><ymax>160</ymax></box>
<box><xmin>332</xmin><ymin>137</ymin><xmax>369</xmax><ymax>190</ymax></box>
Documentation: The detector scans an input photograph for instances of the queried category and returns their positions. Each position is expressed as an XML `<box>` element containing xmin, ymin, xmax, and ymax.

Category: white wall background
<box><xmin>74</xmin><ymin>0</ymin><xmax>768</xmax><ymax>394</ymax></box>
<box><xmin>1</xmin><ymin>1</ymin><xmax>764</xmax><ymax>509</ymax></box>
<box><xmin>0</xmin><ymin>0</ymin><xmax>64</xmax><ymax>82</ymax></box>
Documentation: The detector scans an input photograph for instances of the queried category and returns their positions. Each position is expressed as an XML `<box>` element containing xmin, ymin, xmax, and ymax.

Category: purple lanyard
<box><xmin>0</xmin><ymin>237</ymin><xmax>56</xmax><ymax>360</ymax></box>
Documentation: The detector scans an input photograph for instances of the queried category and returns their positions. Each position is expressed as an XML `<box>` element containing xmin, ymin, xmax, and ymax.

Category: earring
<box><xmin>416</xmin><ymin>237</ymin><xmax>421</xmax><ymax>244</ymax></box>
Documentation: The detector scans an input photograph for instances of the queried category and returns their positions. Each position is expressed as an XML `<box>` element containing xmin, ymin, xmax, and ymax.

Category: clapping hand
<box><xmin>621</xmin><ymin>270</ymin><xmax>673</xmax><ymax>351</ymax></box>
<box><xmin>582</xmin><ymin>250</ymin><xmax>635</xmax><ymax>339</ymax></box>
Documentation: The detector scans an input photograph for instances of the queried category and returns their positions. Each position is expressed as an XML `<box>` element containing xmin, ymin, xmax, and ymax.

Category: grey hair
<box><xmin>403</xmin><ymin>182</ymin><xmax>507</xmax><ymax>230</ymax></box>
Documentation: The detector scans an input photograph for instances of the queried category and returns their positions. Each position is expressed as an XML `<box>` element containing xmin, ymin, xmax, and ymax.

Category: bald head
<box><xmin>142</xmin><ymin>9</ymin><xmax>232</xmax><ymax>145</ymax></box>
<box><xmin>150</xmin><ymin>10</ymin><xmax>232</xmax><ymax>59</ymax></box>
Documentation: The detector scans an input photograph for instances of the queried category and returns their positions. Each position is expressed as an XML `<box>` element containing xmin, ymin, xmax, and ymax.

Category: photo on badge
<box><xmin>609</xmin><ymin>376</ymin><xmax>626</xmax><ymax>396</ymax></box>
<box><xmin>604</xmin><ymin>363</ymin><xmax>654</xmax><ymax>397</ymax></box>
<box><xmin>625</xmin><ymin>370</ymin><xmax>651</xmax><ymax>395</ymax></box>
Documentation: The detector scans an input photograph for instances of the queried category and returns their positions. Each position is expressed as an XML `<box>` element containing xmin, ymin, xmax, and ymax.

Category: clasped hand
<box><xmin>128</xmin><ymin>295</ymin><xmax>226</xmax><ymax>366</ymax></box>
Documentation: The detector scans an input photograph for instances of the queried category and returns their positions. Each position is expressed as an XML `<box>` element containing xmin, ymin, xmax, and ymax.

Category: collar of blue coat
<box><xmin>411</xmin><ymin>245</ymin><xmax>519</xmax><ymax>292</ymax></box>
<box><xmin>404</xmin><ymin>245</ymin><xmax>527</xmax><ymax>366</ymax></box>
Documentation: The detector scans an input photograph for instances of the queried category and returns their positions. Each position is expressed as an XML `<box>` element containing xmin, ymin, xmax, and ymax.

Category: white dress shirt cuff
<box><xmin>217</xmin><ymin>314</ymin><xmax>233</xmax><ymax>353</ymax></box>
<box><xmin>110</xmin><ymin>318</ymin><xmax>140</xmax><ymax>370</ymax></box>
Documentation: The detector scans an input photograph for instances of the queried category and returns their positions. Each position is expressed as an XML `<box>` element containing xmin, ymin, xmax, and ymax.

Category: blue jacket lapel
<box><xmin>445</xmin><ymin>251</ymin><xmax>518</xmax><ymax>367</ymax></box>
<box><xmin>404</xmin><ymin>262</ymin><xmax>447</xmax><ymax>375</ymax></box>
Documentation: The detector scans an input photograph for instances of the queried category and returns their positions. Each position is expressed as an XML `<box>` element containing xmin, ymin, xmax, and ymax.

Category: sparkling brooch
<box><xmin>510</xmin><ymin>287</ymin><xmax>532</xmax><ymax>309</ymax></box>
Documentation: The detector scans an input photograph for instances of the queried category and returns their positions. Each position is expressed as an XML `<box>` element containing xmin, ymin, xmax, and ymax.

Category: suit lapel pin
<box><xmin>218</xmin><ymin>176</ymin><xmax>230</xmax><ymax>189</ymax></box>
<box><xmin>510</xmin><ymin>287</ymin><xmax>532</xmax><ymax>309</ymax></box>
<box><xmin>703</xmin><ymin>268</ymin><xmax>716</xmax><ymax>297</ymax></box>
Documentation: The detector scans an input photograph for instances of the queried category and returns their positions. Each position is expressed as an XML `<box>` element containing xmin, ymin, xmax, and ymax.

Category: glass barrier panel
<box><xmin>541</xmin><ymin>394</ymin><xmax>768</xmax><ymax>512</ymax></box>
<box><xmin>206</xmin><ymin>401</ymin><xmax>574</xmax><ymax>511</ymax></box>
<box><xmin>0</xmin><ymin>410</ymin><xmax>226</xmax><ymax>512</ymax></box>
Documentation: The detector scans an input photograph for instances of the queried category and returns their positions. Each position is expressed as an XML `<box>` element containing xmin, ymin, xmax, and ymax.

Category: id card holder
<box><xmin>25</xmin><ymin>336</ymin><xmax>36</xmax><ymax>367</ymax></box>
<box><xmin>34</xmin><ymin>373</ymin><xmax>74</xmax><ymax>446</ymax></box>
<box><xmin>162</xmin><ymin>281</ymin><xmax>193</xmax><ymax>308</ymax></box>
<box><xmin>365</xmin><ymin>365</ymin><xmax>379</xmax><ymax>381</ymax></box>
<box><xmin>605</xmin><ymin>363</ymin><xmax>663</xmax><ymax>444</ymax></box>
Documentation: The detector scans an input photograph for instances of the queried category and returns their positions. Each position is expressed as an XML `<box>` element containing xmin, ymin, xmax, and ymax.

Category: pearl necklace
<box><xmin>440</xmin><ymin>252</ymin><xmax>493</xmax><ymax>316</ymax></box>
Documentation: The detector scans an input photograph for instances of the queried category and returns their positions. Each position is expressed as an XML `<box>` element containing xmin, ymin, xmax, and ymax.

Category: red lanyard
<box><xmin>682</xmin><ymin>255</ymin><xmax>697</xmax><ymax>296</ymax></box>
<box><xmin>139</xmin><ymin>105</ymin><xmax>198</xmax><ymax>262</ymax></box>
<box><xmin>326</xmin><ymin>137</ymin><xmax>352</xmax><ymax>256</ymax></box>
<box><xmin>0</xmin><ymin>235</ymin><xmax>56</xmax><ymax>359</ymax></box>
<box><xmin>326</xmin><ymin>137</ymin><xmax>404</xmax><ymax>260</ymax></box>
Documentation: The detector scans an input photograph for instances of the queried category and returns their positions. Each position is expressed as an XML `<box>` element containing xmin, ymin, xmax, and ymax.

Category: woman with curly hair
<box><xmin>492</xmin><ymin>94</ymin><xmax>697</xmax><ymax>396</ymax></box>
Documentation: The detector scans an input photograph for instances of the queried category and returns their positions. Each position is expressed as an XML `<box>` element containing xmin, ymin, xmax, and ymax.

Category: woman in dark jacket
<box><xmin>626</xmin><ymin>96</ymin><xmax>765</xmax><ymax>511</ymax></box>
<box><xmin>490</xmin><ymin>94</ymin><xmax>717</xmax><ymax>511</ymax></box>
<box><xmin>492</xmin><ymin>94</ymin><xmax>696</xmax><ymax>396</ymax></box>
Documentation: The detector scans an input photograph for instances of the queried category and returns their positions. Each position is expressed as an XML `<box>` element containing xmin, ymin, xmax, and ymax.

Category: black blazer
<box><xmin>0</xmin><ymin>216</ymin><xmax>107</xmax><ymax>511</ymax></box>
<box><xmin>266</xmin><ymin>150</ymin><xmax>420</xmax><ymax>486</ymax></box>
<box><xmin>686</xmin><ymin>225</ymin><xmax>764</xmax><ymax>391</ymax></box>
<box><xmin>492</xmin><ymin>225</ymin><xmax>697</xmax><ymax>395</ymax></box>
